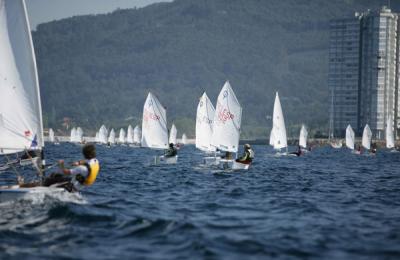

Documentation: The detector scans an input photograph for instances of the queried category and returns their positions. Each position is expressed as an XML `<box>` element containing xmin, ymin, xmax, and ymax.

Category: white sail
<box><xmin>362</xmin><ymin>124</ymin><xmax>372</xmax><ymax>150</ymax></box>
<box><xmin>70</xmin><ymin>127</ymin><xmax>76</xmax><ymax>142</ymax></box>
<box><xmin>269</xmin><ymin>128</ymin><xmax>275</xmax><ymax>146</ymax></box>
<box><xmin>169</xmin><ymin>124</ymin><xmax>177</xmax><ymax>144</ymax></box>
<box><xmin>272</xmin><ymin>92</ymin><xmax>287</xmax><ymax>150</ymax></box>
<box><xmin>345</xmin><ymin>124</ymin><xmax>355</xmax><ymax>150</ymax></box>
<box><xmin>182</xmin><ymin>133</ymin><xmax>187</xmax><ymax>144</ymax></box>
<box><xmin>127</xmin><ymin>125</ymin><xmax>134</xmax><ymax>144</ymax></box>
<box><xmin>118</xmin><ymin>128</ymin><xmax>126</xmax><ymax>143</ymax></box>
<box><xmin>141</xmin><ymin>92</ymin><xmax>168</xmax><ymax>149</ymax></box>
<box><xmin>386</xmin><ymin>117</ymin><xmax>395</xmax><ymax>149</ymax></box>
<box><xmin>95</xmin><ymin>132</ymin><xmax>100</xmax><ymax>143</ymax></box>
<box><xmin>0</xmin><ymin>0</ymin><xmax>44</xmax><ymax>155</ymax></box>
<box><xmin>76</xmin><ymin>127</ymin><xmax>83</xmax><ymax>143</ymax></box>
<box><xmin>108</xmin><ymin>128</ymin><xmax>115</xmax><ymax>144</ymax></box>
<box><xmin>133</xmin><ymin>125</ymin><xmax>141</xmax><ymax>144</ymax></box>
<box><xmin>299</xmin><ymin>124</ymin><xmax>308</xmax><ymax>148</ymax></box>
<box><xmin>211</xmin><ymin>81</ymin><xmax>242</xmax><ymax>153</ymax></box>
<box><xmin>98</xmin><ymin>125</ymin><xmax>108</xmax><ymax>144</ymax></box>
<box><xmin>195</xmin><ymin>92</ymin><xmax>216</xmax><ymax>152</ymax></box>
<box><xmin>48</xmin><ymin>128</ymin><xmax>55</xmax><ymax>142</ymax></box>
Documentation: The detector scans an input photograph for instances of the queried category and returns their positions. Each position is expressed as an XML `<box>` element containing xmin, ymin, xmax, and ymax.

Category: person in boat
<box><xmin>370</xmin><ymin>143</ymin><xmax>377</xmax><ymax>154</ymax></box>
<box><xmin>43</xmin><ymin>144</ymin><xmax>100</xmax><ymax>191</ymax></box>
<box><xmin>290</xmin><ymin>145</ymin><xmax>303</xmax><ymax>157</ymax></box>
<box><xmin>165</xmin><ymin>143</ymin><xmax>178</xmax><ymax>157</ymax></box>
<box><xmin>20</xmin><ymin>150</ymin><xmax>40</xmax><ymax>161</ymax></box>
<box><xmin>236</xmin><ymin>144</ymin><xmax>254</xmax><ymax>164</ymax></box>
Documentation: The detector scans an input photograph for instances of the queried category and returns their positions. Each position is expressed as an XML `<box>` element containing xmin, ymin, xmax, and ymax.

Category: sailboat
<box><xmin>141</xmin><ymin>92</ymin><xmax>176</xmax><ymax>164</ymax></box>
<box><xmin>70</xmin><ymin>127</ymin><xmax>77</xmax><ymax>142</ymax></box>
<box><xmin>0</xmin><ymin>0</ymin><xmax>66</xmax><ymax>201</ymax></box>
<box><xmin>386</xmin><ymin>117</ymin><xmax>396</xmax><ymax>151</ymax></box>
<box><xmin>362</xmin><ymin>124</ymin><xmax>372</xmax><ymax>153</ymax></box>
<box><xmin>169</xmin><ymin>124</ymin><xmax>177</xmax><ymax>145</ymax></box>
<box><xmin>299</xmin><ymin>124</ymin><xmax>308</xmax><ymax>150</ymax></box>
<box><xmin>127</xmin><ymin>125</ymin><xmax>134</xmax><ymax>145</ymax></box>
<box><xmin>328</xmin><ymin>89</ymin><xmax>342</xmax><ymax>148</ymax></box>
<box><xmin>132</xmin><ymin>125</ymin><xmax>141</xmax><ymax>146</ymax></box>
<box><xmin>98</xmin><ymin>125</ymin><xmax>108</xmax><ymax>144</ymax></box>
<box><xmin>108</xmin><ymin>128</ymin><xmax>116</xmax><ymax>145</ymax></box>
<box><xmin>181</xmin><ymin>133</ymin><xmax>187</xmax><ymax>145</ymax></box>
<box><xmin>211</xmin><ymin>81</ymin><xmax>246</xmax><ymax>170</ymax></box>
<box><xmin>48</xmin><ymin>128</ymin><xmax>55</xmax><ymax>143</ymax></box>
<box><xmin>118</xmin><ymin>128</ymin><xmax>126</xmax><ymax>144</ymax></box>
<box><xmin>195</xmin><ymin>92</ymin><xmax>219</xmax><ymax>165</ymax></box>
<box><xmin>76</xmin><ymin>127</ymin><xmax>83</xmax><ymax>143</ymax></box>
<box><xmin>345</xmin><ymin>124</ymin><xmax>358</xmax><ymax>153</ymax></box>
<box><xmin>270</xmin><ymin>92</ymin><xmax>288</xmax><ymax>155</ymax></box>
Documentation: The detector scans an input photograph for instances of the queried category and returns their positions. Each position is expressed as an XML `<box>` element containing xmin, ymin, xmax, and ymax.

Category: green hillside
<box><xmin>32</xmin><ymin>0</ymin><xmax>398</xmax><ymax>138</ymax></box>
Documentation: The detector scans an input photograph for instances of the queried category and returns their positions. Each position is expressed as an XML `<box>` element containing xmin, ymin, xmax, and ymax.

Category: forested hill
<box><xmin>32</xmin><ymin>0</ymin><xmax>399</xmax><ymax>138</ymax></box>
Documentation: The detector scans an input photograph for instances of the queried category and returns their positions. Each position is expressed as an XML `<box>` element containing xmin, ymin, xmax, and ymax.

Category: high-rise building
<box><xmin>328</xmin><ymin>18</ymin><xmax>361</xmax><ymax>137</ymax></box>
<box><xmin>329</xmin><ymin>6</ymin><xmax>399</xmax><ymax>139</ymax></box>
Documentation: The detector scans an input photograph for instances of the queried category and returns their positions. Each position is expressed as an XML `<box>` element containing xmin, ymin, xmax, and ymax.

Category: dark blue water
<box><xmin>1</xmin><ymin>144</ymin><xmax>400</xmax><ymax>259</ymax></box>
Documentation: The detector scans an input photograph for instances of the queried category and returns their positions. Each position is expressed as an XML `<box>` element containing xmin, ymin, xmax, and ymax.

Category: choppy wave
<box><xmin>1</xmin><ymin>144</ymin><xmax>400</xmax><ymax>259</ymax></box>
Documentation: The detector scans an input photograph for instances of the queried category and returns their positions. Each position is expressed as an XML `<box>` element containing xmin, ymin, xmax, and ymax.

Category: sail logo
<box><xmin>144</xmin><ymin>109</ymin><xmax>160</xmax><ymax>122</ymax></box>
<box><xmin>218</xmin><ymin>108</ymin><xmax>234</xmax><ymax>123</ymax></box>
<box><xmin>24</xmin><ymin>130</ymin><xmax>31</xmax><ymax>137</ymax></box>
<box><xmin>223</xmin><ymin>90</ymin><xmax>228</xmax><ymax>99</ymax></box>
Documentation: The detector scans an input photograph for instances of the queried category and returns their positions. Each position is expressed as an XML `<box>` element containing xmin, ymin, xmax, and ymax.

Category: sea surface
<box><xmin>0</xmin><ymin>143</ymin><xmax>400</xmax><ymax>259</ymax></box>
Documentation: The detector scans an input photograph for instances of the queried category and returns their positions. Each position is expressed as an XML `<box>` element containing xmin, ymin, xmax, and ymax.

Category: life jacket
<box><xmin>82</xmin><ymin>158</ymin><xmax>100</xmax><ymax>186</ymax></box>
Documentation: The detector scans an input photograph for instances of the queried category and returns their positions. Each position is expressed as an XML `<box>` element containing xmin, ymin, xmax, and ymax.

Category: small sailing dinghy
<box><xmin>118</xmin><ymin>128</ymin><xmax>126</xmax><ymax>144</ymax></box>
<box><xmin>195</xmin><ymin>92</ymin><xmax>219</xmax><ymax>165</ymax></box>
<box><xmin>169</xmin><ymin>124</ymin><xmax>177</xmax><ymax>145</ymax></box>
<box><xmin>98</xmin><ymin>125</ymin><xmax>108</xmax><ymax>144</ymax></box>
<box><xmin>181</xmin><ymin>133</ymin><xmax>187</xmax><ymax>145</ymax></box>
<box><xmin>211</xmin><ymin>81</ymin><xmax>246</xmax><ymax>170</ymax></box>
<box><xmin>362</xmin><ymin>124</ymin><xmax>373</xmax><ymax>154</ymax></box>
<box><xmin>0</xmin><ymin>0</ymin><xmax>66</xmax><ymax>202</ymax></box>
<box><xmin>345</xmin><ymin>125</ymin><xmax>358</xmax><ymax>154</ymax></box>
<box><xmin>299</xmin><ymin>124</ymin><xmax>308</xmax><ymax>152</ymax></box>
<box><xmin>386</xmin><ymin>118</ymin><xmax>396</xmax><ymax>151</ymax></box>
<box><xmin>132</xmin><ymin>125</ymin><xmax>141</xmax><ymax>147</ymax></box>
<box><xmin>108</xmin><ymin>128</ymin><xmax>116</xmax><ymax>146</ymax></box>
<box><xmin>141</xmin><ymin>92</ymin><xmax>176</xmax><ymax>164</ymax></box>
<box><xmin>270</xmin><ymin>92</ymin><xmax>288</xmax><ymax>155</ymax></box>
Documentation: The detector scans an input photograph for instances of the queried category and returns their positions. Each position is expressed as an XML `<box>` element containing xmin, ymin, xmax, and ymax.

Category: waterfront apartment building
<box><xmin>329</xmin><ymin>6</ymin><xmax>399</xmax><ymax>139</ymax></box>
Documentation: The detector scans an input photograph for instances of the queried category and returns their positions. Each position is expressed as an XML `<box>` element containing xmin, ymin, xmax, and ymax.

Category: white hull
<box><xmin>203</xmin><ymin>156</ymin><xmax>221</xmax><ymax>166</ymax></box>
<box><xmin>154</xmin><ymin>155</ymin><xmax>178</xmax><ymax>165</ymax></box>
<box><xmin>330</xmin><ymin>142</ymin><xmax>343</xmax><ymax>149</ymax></box>
<box><xmin>0</xmin><ymin>186</ymin><xmax>66</xmax><ymax>203</ymax></box>
<box><xmin>218</xmin><ymin>159</ymin><xmax>250</xmax><ymax>170</ymax></box>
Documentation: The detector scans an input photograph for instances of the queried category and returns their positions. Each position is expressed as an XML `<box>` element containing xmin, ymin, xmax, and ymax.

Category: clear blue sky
<box><xmin>25</xmin><ymin>0</ymin><xmax>172</xmax><ymax>29</ymax></box>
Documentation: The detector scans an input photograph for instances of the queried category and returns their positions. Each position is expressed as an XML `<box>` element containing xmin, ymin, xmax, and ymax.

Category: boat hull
<box><xmin>218</xmin><ymin>159</ymin><xmax>250</xmax><ymax>170</ymax></box>
<box><xmin>154</xmin><ymin>155</ymin><xmax>178</xmax><ymax>165</ymax></box>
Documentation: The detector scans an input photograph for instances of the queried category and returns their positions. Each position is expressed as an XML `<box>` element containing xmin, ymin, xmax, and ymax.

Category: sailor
<box><xmin>44</xmin><ymin>144</ymin><xmax>100</xmax><ymax>191</ymax></box>
<box><xmin>290</xmin><ymin>145</ymin><xmax>303</xmax><ymax>157</ymax></box>
<box><xmin>165</xmin><ymin>143</ymin><xmax>178</xmax><ymax>157</ymax></box>
<box><xmin>236</xmin><ymin>144</ymin><xmax>254</xmax><ymax>163</ymax></box>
